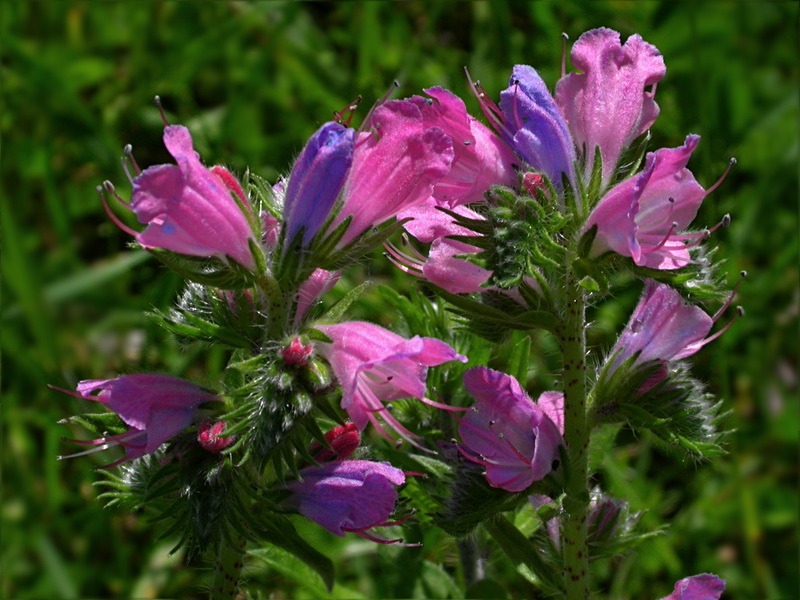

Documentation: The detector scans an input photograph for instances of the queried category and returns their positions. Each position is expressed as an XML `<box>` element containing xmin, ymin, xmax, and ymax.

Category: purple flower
<box><xmin>609</xmin><ymin>280</ymin><xmax>735</xmax><ymax>380</ymax></box>
<box><xmin>286</xmin><ymin>460</ymin><xmax>409</xmax><ymax>543</ymax></box>
<box><xmin>584</xmin><ymin>135</ymin><xmax>726</xmax><ymax>269</ymax></box>
<box><xmin>331</xmin><ymin>101</ymin><xmax>455</xmax><ymax>246</ymax></box>
<box><xmin>498</xmin><ymin>65</ymin><xmax>577</xmax><ymax>190</ymax></box>
<box><xmin>283</xmin><ymin>122</ymin><xmax>355</xmax><ymax>247</ymax></box>
<box><xmin>315</xmin><ymin>322</ymin><xmax>467</xmax><ymax>447</ymax></box>
<box><xmin>556</xmin><ymin>28</ymin><xmax>666</xmax><ymax>186</ymax></box>
<box><xmin>458</xmin><ymin>367</ymin><xmax>563</xmax><ymax>492</ymax></box>
<box><xmin>659</xmin><ymin>574</ymin><xmax>725</xmax><ymax>600</ymax></box>
<box><xmin>57</xmin><ymin>374</ymin><xmax>220</xmax><ymax>468</ymax></box>
<box><xmin>103</xmin><ymin>126</ymin><xmax>257</xmax><ymax>269</ymax></box>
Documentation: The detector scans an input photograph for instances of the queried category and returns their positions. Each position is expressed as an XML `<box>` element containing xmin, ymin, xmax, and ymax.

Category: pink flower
<box><xmin>57</xmin><ymin>374</ymin><xmax>219</xmax><ymax>468</ymax></box>
<box><xmin>407</xmin><ymin>87</ymin><xmax>518</xmax><ymax>207</ymax></box>
<box><xmin>458</xmin><ymin>367</ymin><xmax>563</xmax><ymax>492</ymax></box>
<box><xmin>293</xmin><ymin>268</ymin><xmax>340</xmax><ymax>328</ymax></box>
<box><xmin>609</xmin><ymin>280</ymin><xmax>738</xmax><ymax>382</ymax></box>
<box><xmin>315</xmin><ymin>322</ymin><xmax>467</xmax><ymax>446</ymax></box>
<box><xmin>659</xmin><ymin>574</ymin><xmax>725</xmax><ymax>600</ymax></box>
<box><xmin>556</xmin><ymin>28</ymin><xmax>666</xmax><ymax>186</ymax></box>
<box><xmin>387</xmin><ymin>201</ymin><xmax>492</xmax><ymax>294</ymax></box>
<box><xmin>584</xmin><ymin>135</ymin><xmax>728</xmax><ymax>269</ymax></box>
<box><xmin>332</xmin><ymin>101</ymin><xmax>455</xmax><ymax>246</ymax></box>
<box><xmin>286</xmin><ymin>460</ymin><xmax>411</xmax><ymax>544</ymax></box>
<box><xmin>103</xmin><ymin>126</ymin><xmax>256</xmax><ymax>269</ymax></box>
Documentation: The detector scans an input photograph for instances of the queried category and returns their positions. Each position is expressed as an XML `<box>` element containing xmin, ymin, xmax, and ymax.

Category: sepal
<box><xmin>592</xmin><ymin>358</ymin><xmax>727</xmax><ymax>458</ymax></box>
<box><xmin>146</xmin><ymin>247</ymin><xmax>262</xmax><ymax>290</ymax></box>
<box><xmin>149</xmin><ymin>282</ymin><xmax>259</xmax><ymax>349</ymax></box>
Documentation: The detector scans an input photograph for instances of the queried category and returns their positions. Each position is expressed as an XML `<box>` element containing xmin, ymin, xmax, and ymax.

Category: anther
<box><xmin>154</xmin><ymin>95</ymin><xmax>169</xmax><ymax>126</ymax></box>
<box><xmin>464</xmin><ymin>140</ymin><xmax>471</xmax><ymax>145</ymax></box>
<box><xmin>721</xmin><ymin>213</ymin><xmax>731</xmax><ymax>228</ymax></box>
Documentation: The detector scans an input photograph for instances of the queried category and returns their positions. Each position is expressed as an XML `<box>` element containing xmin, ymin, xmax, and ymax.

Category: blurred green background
<box><xmin>2</xmin><ymin>1</ymin><xmax>797</xmax><ymax>598</ymax></box>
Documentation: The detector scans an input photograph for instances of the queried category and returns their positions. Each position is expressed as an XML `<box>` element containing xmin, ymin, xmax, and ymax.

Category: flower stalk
<box><xmin>558</xmin><ymin>268</ymin><xmax>590</xmax><ymax>599</ymax></box>
<box><xmin>209</xmin><ymin>533</ymin><xmax>246</xmax><ymax>600</ymax></box>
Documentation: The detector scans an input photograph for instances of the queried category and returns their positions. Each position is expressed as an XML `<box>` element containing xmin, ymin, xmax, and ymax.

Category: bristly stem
<box><xmin>209</xmin><ymin>533</ymin><xmax>246</xmax><ymax>600</ymax></box>
<box><xmin>559</xmin><ymin>269</ymin><xmax>590</xmax><ymax>599</ymax></box>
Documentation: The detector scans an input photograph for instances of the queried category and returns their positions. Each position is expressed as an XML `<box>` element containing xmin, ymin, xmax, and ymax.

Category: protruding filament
<box><xmin>712</xmin><ymin>270</ymin><xmax>747</xmax><ymax>323</ymax></box>
<box><xmin>706</xmin><ymin>157</ymin><xmax>737</xmax><ymax>196</ymax></box>
<box><xmin>561</xmin><ymin>32</ymin><xmax>569</xmax><ymax>78</ymax></box>
<box><xmin>359</xmin><ymin>81</ymin><xmax>400</xmax><ymax>134</ymax></box>
<box><xmin>121</xmin><ymin>144</ymin><xmax>142</xmax><ymax>182</ymax></box>
<box><xmin>334</xmin><ymin>95</ymin><xmax>362</xmax><ymax>127</ymax></box>
<box><xmin>154</xmin><ymin>95</ymin><xmax>169</xmax><ymax>126</ymax></box>
<box><xmin>98</xmin><ymin>184</ymin><xmax>138</xmax><ymax>237</ymax></box>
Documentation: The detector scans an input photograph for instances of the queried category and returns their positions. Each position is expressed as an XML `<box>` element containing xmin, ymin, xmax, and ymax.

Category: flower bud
<box><xmin>197</xmin><ymin>420</ymin><xmax>235</xmax><ymax>453</ymax></box>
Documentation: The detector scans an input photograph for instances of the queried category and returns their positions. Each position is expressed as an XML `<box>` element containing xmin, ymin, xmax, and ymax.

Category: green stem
<box><xmin>209</xmin><ymin>533</ymin><xmax>246</xmax><ymax>600</ymax></box>
<box><xmin>559</xmin><ymin>272</ymin><xmax>590</xmax><ymax>600</ymax></box>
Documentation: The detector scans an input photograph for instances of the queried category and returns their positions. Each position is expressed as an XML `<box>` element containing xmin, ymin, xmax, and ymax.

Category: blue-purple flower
<box><xmin>283</xmin><ymin>122</ymin><xmax>355</xmax><ymax>247</ymax></box>
<box><xmin>286</xmin><ymin>460</ymin><xmax>409</xmax><ymax>544</ymax></box>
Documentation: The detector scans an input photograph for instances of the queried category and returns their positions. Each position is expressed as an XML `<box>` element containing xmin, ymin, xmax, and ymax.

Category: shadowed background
<box><xmin>2</xmin><ymin>1</ymin><xmax>797</xmax><ymax>598</ymax></box>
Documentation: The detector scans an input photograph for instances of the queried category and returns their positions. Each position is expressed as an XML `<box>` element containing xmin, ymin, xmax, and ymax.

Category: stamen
<box><xmin>121</xmin><ymin>144</ymin><xmax>142</xmax><ymax>182</ymax></box>
<box><xmin>333</xmin><ymin>95</ymin><xmax>362</xmax><ymax>127</ymax></box>
<box><xmin>646</xmin><ymin>221</ymin><xmax>679</xmax><ymax>253</ymax></box>
<box><xmin>359</xmin><ymin>81</ymin><xmax>400</xmax><ymax>134</ymax></box>
<box><xmin>561</xmin><ymin>32</ymin><xmax>569</xmax><ymax>78</ymax></box>
<box><xmin>464</xmin><ymin>67</ymin><xmax>510</xmax><ymax>138</ymax></box>
<box><xmin>57</xmin><ymin>443</ymin><xmax>115</xmax><ymax>460</ymax></box>
<box><xmin>98</xmin><ymin>184</ymin><xmax>139</xmax><ymax>237</ymax></box>
<box><xmin>705</xmin><ymin>157</ymin><xmax>737</xmax><ymax>196</ymax></box>
<box><xmin>154</xmin><ymin>95</ymin><xmax>169</xmax><ymax>126</ymax></box>
<box><xmin>712</xmin><ymin>271</ymin><xmax>746</xmax><ymax>323</ymax></box>
<box><xmin>701</xmin><ymin>305</ymin><xmax>743</xmax><ymax>347</ymax></box>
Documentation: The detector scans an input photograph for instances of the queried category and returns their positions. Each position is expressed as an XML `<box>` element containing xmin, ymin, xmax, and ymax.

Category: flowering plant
<box><xmin>56</xmin><ymin>26</ymin><xmax>740</xmax><ymax>600</ymax></box>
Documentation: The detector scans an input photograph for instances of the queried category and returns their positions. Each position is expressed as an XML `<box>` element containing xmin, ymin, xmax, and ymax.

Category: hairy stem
<box><xmin>559</xmin><ymin>272</ymin><xmax>590</xmax><ymax>599</ymax></box>
<box><xmin>458</xmin><ymin>537</ymin><xmax>485</xmax><ymax>589</ymax></box>
<box><xmin>209</xmin><ymin>533</ymin><xmax>246</xmax><ymax>600</ymax></box>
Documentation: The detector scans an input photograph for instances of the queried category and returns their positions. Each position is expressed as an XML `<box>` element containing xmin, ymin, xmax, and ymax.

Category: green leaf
<box><xmin>256</xmin><ymin>514</ymin><xmax>335</xmax><ymax>591</ymax></box>
<box><xmin>483</xmin><ymin>515</ymin><xmax>561</xmax><ymax>594</ymax></box>
<box><xmin>315</xmin><ymin>280</ymin><xmax>372</xmax><ymax>324</ymax></box>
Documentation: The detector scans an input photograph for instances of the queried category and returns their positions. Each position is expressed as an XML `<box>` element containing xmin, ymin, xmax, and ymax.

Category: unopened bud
<box><xmin>313</xmin><ymin>422</ymin><xmax>361</xmax><ymax>462</ymax></box>
<box><xmin>198</xmin><ymin>420</ymin><xmax>234</xmax><ymax>453</ymax></box>
<box><xmin>281</xmin><ymin>337</ymin><xmax>314</xmax><ymax>366</ymax></box>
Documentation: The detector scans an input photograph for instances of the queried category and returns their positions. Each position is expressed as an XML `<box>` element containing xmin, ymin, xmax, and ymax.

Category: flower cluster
<box><xmin>56</xmin><ymin>25</ymin><xmax>737</xmax><ymax>599</ymax></box>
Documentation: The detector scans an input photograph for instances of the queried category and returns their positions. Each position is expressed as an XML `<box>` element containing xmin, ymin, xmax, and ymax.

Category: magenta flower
<box><xmin>556</xmin><ymin>28</ymin><xmax>666</xmax><ymax>186</ymax></box>
<box><xmin>458</xmin><ymin>367</ymin><xmax>563</xmax><ymax>492</ymax></box>
<box><xmin>286</xmin><ymin>460</ymin><xmax>410</xmax><ymax>543</ymax></box>
<box><xmin>315</xmin><ymin>322</ymin><xmax>467</xmax><ymax>447</ymax></box>
<box><xmin>283</xmin><ymin>122</ymin><xmax>355</xmax><ymax>247</ymax></box>
<box><xmin>293</xmin><ymin>268</ymin><xmax>340</xmax><ymax>328</ymax></box>
<box><xmin>609</xmin><ymin>280</ymin><xmax>736</xmax><ymax>379</ymax></box>
<box><xmin>387</xmin><ymin>201</ymin><xmax>492</xmax><ymax>294</ymax></box>
<box><xmin>331</xmin><ymin>100</ymin><xmax>454</xmax><ymax>246</ymax></box>
<box><xmin>102</xmin><ymin>126</ymin><xmax>257</xmax><ymax>269</ymax></box>
<box><xmin>659</xmin><ymin>574</ymin><xmax>725</xmax><ymax>600</ymax></box>
<box><xmin>57</xmin><ymin>374</ymin><xmax>220</xmax><ymax>468</ymax></box>
<box><xmin>584</xmin><ymin>135</ymin><xmax>728</xmax><ymax>269</ymax></box>
<box><xmin>408</xmin><ymin>87</ymin><xmax>518</xmax><ymax>207</ymax></box>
